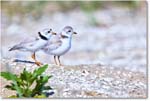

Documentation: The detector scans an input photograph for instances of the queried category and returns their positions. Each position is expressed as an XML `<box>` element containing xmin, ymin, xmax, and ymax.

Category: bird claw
<box><xmin>58</xmin><ymin>64</ymin><xmax>62</xmax><ymax>66</ymax></box>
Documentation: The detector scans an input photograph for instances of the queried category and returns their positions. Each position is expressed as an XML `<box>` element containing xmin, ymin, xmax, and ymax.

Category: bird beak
<box><xmin>52</xmin><ymin>32</ymin><xmax>57</xmax><ymax>35</ymax></box>
<box><xmin>73</xmin><ymin>32</ymin><xmax>77</xmax><ymax>34</ymax></box>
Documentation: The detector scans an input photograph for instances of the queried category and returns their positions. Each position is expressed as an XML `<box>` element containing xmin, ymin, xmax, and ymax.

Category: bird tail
<box><xmin>9</xmin><ymin>45</ymin><xmax>22</xmax><ymax>51</ymax></box>
<box><xmin>9</xmin><ymin>47</ymin><xmax>15</xmax><ymax>51</ymax></box>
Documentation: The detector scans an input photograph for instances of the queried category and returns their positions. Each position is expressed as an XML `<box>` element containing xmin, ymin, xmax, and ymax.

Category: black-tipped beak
<box><xmin>73</xmin><ymin>32</ymin><xmax>77</xmax><ymax>34</ymax></box>
<box><xmin>52</xmin><ymin>32</ymin><xmax>57</xmax><ymax>35</ymax></box>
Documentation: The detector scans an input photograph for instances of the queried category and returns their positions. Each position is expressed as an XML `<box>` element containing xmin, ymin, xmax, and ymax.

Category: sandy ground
<box><xmin>0</xmin><ymin>59</ymin><xmax>147</xmax><ymax>98</ymax></box>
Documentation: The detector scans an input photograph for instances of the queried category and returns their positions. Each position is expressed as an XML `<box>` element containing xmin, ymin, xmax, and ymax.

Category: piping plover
<box><xmin>9</xmin><ymin>28</ymin><xmax>56</xmax><ymax>66</ymax></box>
<box><xmin>42</xmin><ymin>26</ymin><xmax>77</xmax><ymax>66</ymax></box>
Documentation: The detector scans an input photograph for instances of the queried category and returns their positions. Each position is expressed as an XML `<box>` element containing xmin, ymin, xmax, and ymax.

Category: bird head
<box><xmin>60</xmin><ymin>26</ymin><xmax>77</xmax><ymax>38</ymax></box>
<box><xmin>38</xmin><ymin>28</ymin><xmax>56</xmax><ymax>40</ymax></box>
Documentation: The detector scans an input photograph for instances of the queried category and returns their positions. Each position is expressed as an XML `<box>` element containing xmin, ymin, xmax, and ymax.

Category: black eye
<box><xmin>47</xmin><ymin>31</ymin><xmax>51</xmax><ymax>33</ymax></box>
<box><xmin>68</xmin><ymin>30</ymin><xmax>71</xmax><ymax>33</ymax></box>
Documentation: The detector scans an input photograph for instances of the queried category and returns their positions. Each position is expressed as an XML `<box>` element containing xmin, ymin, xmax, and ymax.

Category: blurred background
<box><xmin>1</xmin><ymin>1</ymin><xmax>147</xmax><ymax>73</ymax></box>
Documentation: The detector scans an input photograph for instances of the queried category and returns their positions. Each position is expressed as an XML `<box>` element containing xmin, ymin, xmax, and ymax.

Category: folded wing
<box><xmin>43</xmin><ymin>35</ymin><xmax>62</xmax><ymax>52</ymax></box>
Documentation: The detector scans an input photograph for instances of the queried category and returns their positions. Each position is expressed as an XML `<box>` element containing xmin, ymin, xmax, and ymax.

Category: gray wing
<box><xmin>43</xmin><ymin>35</ymin><xmax>62</xmax><ymax>51</ymax></box>
<box><xmin>9</xmin><ymin>37</ymin><xmax>39</xmax><ymax>51</ymax></box>
<box><xmin>20</xmin><ymin>37</ymin><xmax>39</xmax><ymax>44</ymax></box>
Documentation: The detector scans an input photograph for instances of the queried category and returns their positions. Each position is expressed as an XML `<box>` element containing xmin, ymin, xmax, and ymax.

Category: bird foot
<box><xmin>35</xmin><ymin>61</ymin><xmax>43</xmax><ymax>66</ymax></box>
<box><xmin>57</xmin><ymin>63</ymin><xmax>62</xmax><ymax>66</ymax></box>
<box><xmin>54</xmin><ymin>64</ymin><xmax>62</xmax><ymax>66</ymax></box>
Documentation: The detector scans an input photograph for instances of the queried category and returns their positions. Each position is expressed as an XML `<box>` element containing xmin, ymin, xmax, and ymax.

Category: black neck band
<box><xmin>38</xmin><ymin>32</ymin><xmax>48</xmax><ymax>40</ymax></box>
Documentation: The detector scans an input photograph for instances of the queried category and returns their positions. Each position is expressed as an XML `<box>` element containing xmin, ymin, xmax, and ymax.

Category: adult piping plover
<box><xmin>9</xmin><ymin>28</ymin><xmax>56</xmax><ymax>66</ymax></box>
<box><xmin>42</xmin><ymin>26</ymin><xmax>77</xmax><ymax>66</ymax></box>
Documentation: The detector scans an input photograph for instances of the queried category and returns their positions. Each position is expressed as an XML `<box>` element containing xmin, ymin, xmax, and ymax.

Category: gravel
<box><xmin>0</xmin><ymin>59</ymin><xmax>147</xmax><ymax>98</ymax></box>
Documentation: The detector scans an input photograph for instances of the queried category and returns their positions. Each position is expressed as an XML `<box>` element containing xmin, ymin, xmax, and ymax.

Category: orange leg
<box><xmin>31</xmin><ymin>53</ymin><xmax>42</xmax><ymax>66</ymax></box>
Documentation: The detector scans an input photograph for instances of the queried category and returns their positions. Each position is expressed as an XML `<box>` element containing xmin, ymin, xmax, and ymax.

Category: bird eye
<box><xmin>47</xmin><ymin>31</ymin><xmax>51</xmax><ymax>33</ymax></box>
<box><xmin>68</xmin><ymin>30</ymin><xmax>71</xmax><ymax>33</ymax></box>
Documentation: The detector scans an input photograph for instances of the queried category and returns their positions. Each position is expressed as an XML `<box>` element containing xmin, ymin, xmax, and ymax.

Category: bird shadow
<box><xmin>13</xmin><ymin>59</ymin><xmax>36</xmax><ymax>64</ymax></box>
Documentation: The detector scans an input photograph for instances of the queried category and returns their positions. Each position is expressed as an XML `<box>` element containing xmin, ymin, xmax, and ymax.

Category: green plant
<box><xmin>0</xmin><ymin>64</ymin><xmax>53</xmax><ymax>98</ymax></box>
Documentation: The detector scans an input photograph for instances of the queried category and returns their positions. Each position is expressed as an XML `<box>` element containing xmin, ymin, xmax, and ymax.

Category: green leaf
<box><xmin>1</xmin><ymin>72</ymin><xmax>17</xmax><ymax>81</ymax></box>
<box><xmin>5</xmin><ymin>85</ymin><xmax>15</xmax><ymax>90</ymax></box>
<box><xmin>20</xmin><ymin>68</ymin><xmax>33</xmax><ymax>85</ymax></box>
<box><xmin>48</xmin><ymin>75</ymin><xmax>53</xmax><ymax>78</ymax></box>
<box><xmin>31</xmin><ymin>65</ymin><xmax>49</xmax><ymax>84</ymax></box>
<box><xmin>13</xmin><ymin>82</ymin><xmax>23</xmax><ymax>97</ymax></box>
<box><xmin>16</xmin><ymin>77</ymin><xmax>24</xmax><ymax>86</ymax></box>
<box><xmin>43</xmin><ymin>86</ymin><xmax>52</xmax><ymax>90</ymax></box>
<box><xmin>34</xmin><ymin>65</ymin><xmax>48</xmax><ymax>76</ymax></box>
<box><xmin>42</xmin><ymin>76</ymin><xmax>49</xmax><ymax>83</ymax></box>
<box><xmin>34</xmin><ymin>94</ymin><xmax>46</xmax><ymax>98</ymax></box>
<box><xmin>23</xmin><ymin>89</ymin><xmax>32</xmax><ymax>97</ymax></box>
<box><xmin>8</xmin><ymin>95</ymin><xmax>18</xmax><ymax>98</ymax></box>
<box><xmin>20</xmin><ymin>69</ymin><xmax>27</xmax><ymax>80</ymax></box>
<box><xmin>1</xmin><ymin>64</ymin><xmax>52</xmax><ymax>98</ymax></box>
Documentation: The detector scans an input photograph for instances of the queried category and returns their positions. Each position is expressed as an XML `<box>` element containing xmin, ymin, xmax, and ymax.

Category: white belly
<box><xmin>50</xmin><ymin>40</ymin><xmax>71</xmax><ymax>56</ymax></box>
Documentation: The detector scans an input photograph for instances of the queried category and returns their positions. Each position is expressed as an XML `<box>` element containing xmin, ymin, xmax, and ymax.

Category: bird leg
<box><xmin>31</xmin><ymin>53</ymin><xmax>42</xmax><ymax>66</ymax></box>
<box><xmin>57</xmin><ymin>56</ymin><xmax>61</xmax><ymax>66</ymax></box>
<box><xmin>54</xmin><ymin>55</ymin><xmax>57</xmax><ymax>65</ymax></box>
